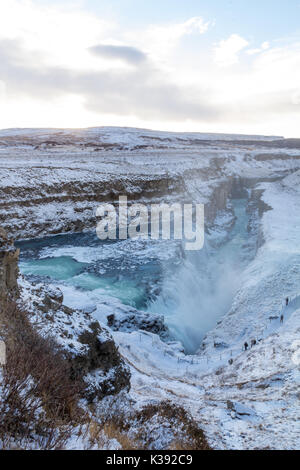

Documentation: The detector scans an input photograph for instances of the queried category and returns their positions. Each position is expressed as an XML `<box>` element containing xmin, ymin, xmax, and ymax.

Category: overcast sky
<box><xmin>0</xmin><ymin>0</ymin><xmax>300</xmax><ymax>136</ymax></box>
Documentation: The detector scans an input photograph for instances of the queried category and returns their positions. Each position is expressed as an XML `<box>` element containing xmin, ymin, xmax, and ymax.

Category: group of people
<box><xmin>281</xmin><ymin>296</ymin><xmax>289</xmax><ymax>323</ymax></box>
<box><xmin>243</xmin><ymin>297</ymin><xmax>289</xmax><ymax>352</ymax></box>
<box><xmin>227</xmin><ymin>297</ymin><xmax>290</xmax><ymax>365</ymax></box>
<box><xmin>244</xmin><ymin>339</ymin><xmax>257</xmax><ymax>351</ymax></box>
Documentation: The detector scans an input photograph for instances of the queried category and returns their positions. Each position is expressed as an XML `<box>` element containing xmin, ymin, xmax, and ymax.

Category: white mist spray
<box><xmin>149</xmin><ymin>199</ymin><xmax>250</xmax><ymax>353</ymax></box>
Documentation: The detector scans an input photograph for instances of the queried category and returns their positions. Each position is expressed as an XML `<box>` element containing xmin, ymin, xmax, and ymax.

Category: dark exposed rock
<box><xmin>213</xmin><ymin>341</ymin><xmax>229</xmax><ymax>350</ymax></box>
<box><xmin>75</xmin><ymin>321</ymin><xmax>130</xmax><ymax>402</ymax></box>
<box><xmin>226</xmin><ymin>400</ymin><xmax>259</xmax><ymax>420</ymax></box>
<box><xmin>20</xmin><ymin>280</ymin><xmax>131</xmax><ymax>403</ymax></box>
<box><xmin>41</xmin><ymin>286</ymin><xmax>64</xmax><ymax>312</ymax></box>
<box><xmin>0</xmin><ymin>227</ymin><xmax>20</xmax><ymax>300</ymax></box>
<box><xmin>107</xmin><ymin>308</ymin><xmax>168</xmax><ymax>337</ymax></box>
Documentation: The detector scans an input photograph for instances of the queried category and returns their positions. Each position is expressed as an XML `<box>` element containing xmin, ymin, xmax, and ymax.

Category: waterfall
<box><xmin>148</xmin><ymin>199</ymin><xmax>252</xmax><ymax>353</ymax></box>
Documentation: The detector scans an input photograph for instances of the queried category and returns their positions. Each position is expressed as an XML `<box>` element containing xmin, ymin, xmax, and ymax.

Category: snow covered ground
<box><xmin>112</xmin><ymin>170</ymin><xmax>300</xmax><ymax>450</ymax></box>
<box><xmin>1</xmin><ymin>127</ymin><xmax>300</xmax><ymax>449</ymax></box>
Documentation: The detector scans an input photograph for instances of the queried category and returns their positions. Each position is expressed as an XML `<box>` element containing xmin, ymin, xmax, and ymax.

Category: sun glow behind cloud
<box><xmin>0</xmin><ymin>0</ymin><xmax>299</xmax><ymax>136</ymax></box>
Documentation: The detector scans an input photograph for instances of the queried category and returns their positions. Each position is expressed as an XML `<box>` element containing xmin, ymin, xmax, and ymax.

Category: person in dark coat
<box><xmin>280</xmin><ymin>314</ymin><xmax>284</xmax><ymax>324</ymax></box>
<box><xmin>251</xmin><ymin>339</ymin><xmax>256</xmax><ymax>348</ymax></box>
<box><xmin>286</xmin><ymin>297</ymin><xmax>289</xmax><ymax>306</ymax></box>
<box><xmin>244</xmin><ymin>342</ymin><xmax>249</xmax><ymax>351</ymax></box>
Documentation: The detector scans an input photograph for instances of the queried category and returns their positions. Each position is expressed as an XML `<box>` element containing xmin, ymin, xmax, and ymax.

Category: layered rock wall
<box><xmin>0</xmin><ymin>228</ymin><xmax>19</xmax><ymax>299</ymax></box>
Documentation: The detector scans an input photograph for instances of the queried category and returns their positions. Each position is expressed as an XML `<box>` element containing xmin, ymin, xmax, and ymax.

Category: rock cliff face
<box><xmin>0</xmin><ymin>225</ymin><xmax>130</xmax><ymax>402</ymax></box>
<box><xmin>19</xmin><ymin>279</ymin><xmax>131</xmax><ymax>402</ymax></box>
<box><xmin>1</xmin><ymin>128</ymin><xmax>299</xmax><ymax>241</ymax></box>
<box><xmin>0</xmin><ymin>228</ymin><xmax>19</xmax><ymax>299</ymax></box>
<box><xmin>76</xmin><ymin>321</ymin><xmax>131</xmax><ymax>402</ymax></box>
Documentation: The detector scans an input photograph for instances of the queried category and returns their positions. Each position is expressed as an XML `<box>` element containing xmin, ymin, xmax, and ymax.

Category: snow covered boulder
<box><xmin>107</xmin><ymin>307</ymin><xmax>168</xmax><ymax>337</ymax></box>
<box><xmin>226</xmin><ymin>401</ymin><xmax>259</xmax><ymax>421</ymax></box>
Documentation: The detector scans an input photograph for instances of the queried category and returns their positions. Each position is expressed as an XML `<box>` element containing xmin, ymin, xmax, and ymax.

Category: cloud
<box><xmin>149</xmin><ymin>16</ymin><xmax>210</xmax><ymax>42</ymax></box>
<box><xmin>0</xmin><ymin>5</ymin><xmax>214</xmax><ymax>124</ymax></box>
<box><xmin>0</xmin><ymin>1</ymin><xmax>299</xmax><ymax>136</ymax></box>
<box><xmin>89</xmin><ymin>44</ymin><xmax>147</xmax><ymax>65</ymax></box>
<box><xmin>214</xmin><ymin>34</ymin><xmax>249</xmax><ymax>67</ymax></box>
<box><xmin>0</xmin><ymin>0</ymin><xmax>116</xmax><ymax>70</ymax></box>
<box><xmin>247</xmin><ymin>41</ymin><xmax>270</xmax><ymax>56</ymax></box>
<box><xmin>1</xmin><ymin>35</ymin><xmax>299</xmax><ymax>130</ymax></box>
<box><xmin>0</xmin><ymin>39</ymin><xmax>216</xmax><ymax>122</ymax></box>
<box><xmin>137</xmin><ymin>17</ymin><xmax>211</xmax><ymax>59</ymax></box>
<box><xmin>209</xmin><ymin>40</ymin><xmax>300</xmax><ymax>126</ymax></box>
